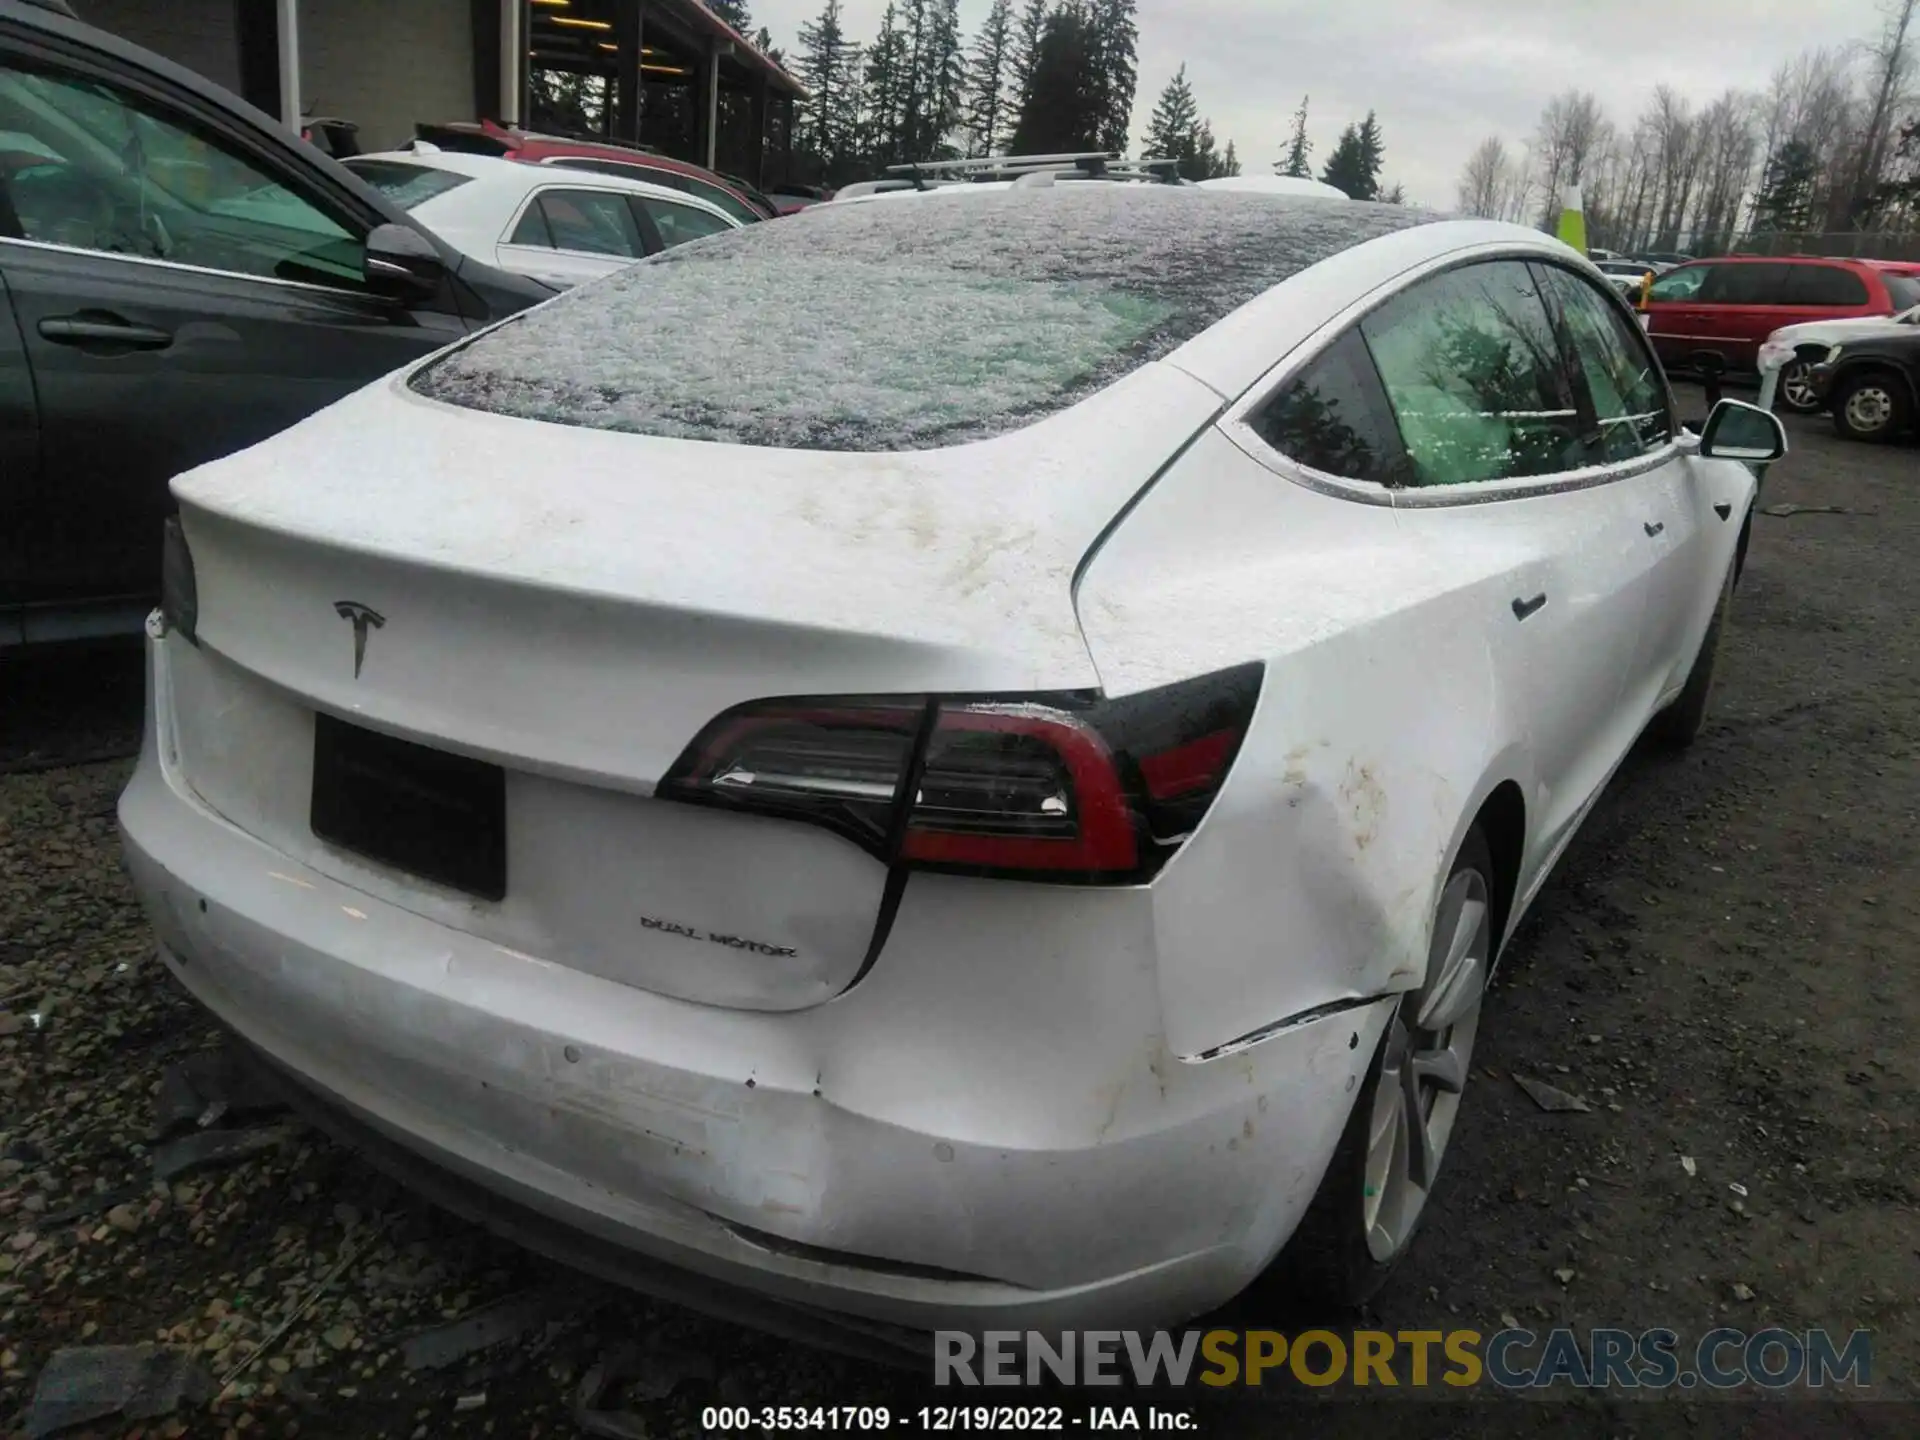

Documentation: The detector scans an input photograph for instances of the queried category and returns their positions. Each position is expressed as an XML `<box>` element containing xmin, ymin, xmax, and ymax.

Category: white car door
<box><xmin>1536</xmin><ymin>265</ymin><xmax>1759</xmax><ymax>712</ymax></box>
<box><xmin>1355</xmin><ymin>259</ymin><xmax>1661</xmax><ymax>864</ymax></box>
<box><xmin>494</xmin><ymin>186</ymin><xmax>646</xmax><ymax>290</ymax></box>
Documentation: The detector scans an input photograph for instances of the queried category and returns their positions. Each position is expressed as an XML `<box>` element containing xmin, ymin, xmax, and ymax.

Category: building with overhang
<box><xmin>79</xmin><ymin>0</ymin><xmax>805</xmax><ymax>187</ymax></box>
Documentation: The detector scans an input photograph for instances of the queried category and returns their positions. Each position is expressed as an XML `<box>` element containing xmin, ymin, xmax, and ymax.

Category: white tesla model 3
<box><xmin>119</xmin><ymin>186</ymin><xmax>1784</xmax><ymax>1347</ymax></box>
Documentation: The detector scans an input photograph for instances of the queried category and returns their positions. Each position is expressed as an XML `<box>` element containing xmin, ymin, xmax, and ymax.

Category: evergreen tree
<box><xmin>1143</xmin><ymin>64</ymin><xmax>1199</xmax><ymax>165</ymax></box>
<box><xmin>754</xmin><ymin>26</ymin><xmax>784</xmax><ymax>66</ymax></box>
<box><xmin>1009</xmin><ymin>0</ymin><xmax>1052</xmax><ymax>126</ymax></box>
<box><xmin>796</xmin><ymin>0</ymin><xmax>862</xmax><ymax>178</ymax></box>
<box><xmin>921</xmin><ymin>0</ymin><xmax>967</xmax><ymax>159</ymax></box>
<box><xmin>707</xmin><ymin>0</ymin><xmax>754</xmax><ymax>32</ymax></box>
<box><xmin>964</xmin><ymin>0</ymin><xmax>1017</xmax><ymax>157</ymax></box>
<box><xmin>1379</xmin><ymin>180</ymin><xmax>1406</xmax><ymax>205</ymax></box>
<box><xmin>1010</xmin><ymin>5</ymin><xmax>1100</xmax><ymax>154</ymax></box>
<box><xmin>1221</xmin><ymin>138</ymin><xmax>1240</xmax><ymax>178</ymax></box>
<box><xmin>895</xmin><ymin>0</ymin><xmax>931</xmax><ymax>164</ymax></box>
<box><xmin>1750</xmin><ymin>139</ymin><xmax>1820</xmax><ymax>234</ymax></box>
<box><xmin>861</xmin><ymin>2</ymin><xmax>910</xmax><ymax>166</ymax></box>
<box><xmin>1280</xmin><ymin>94</ymin><xmax>1312</xmax><ymax>177</ymax></box>
<box><xmin>1190</xmin><ymin>119</ymin><xmax>1220</xmax><ymax>182</ymax></box>
<box><xmin>1356</xmin><ymin>110</ymin><xmax>1385</xmax><ymax>197</ymax></box>
<box><xmin>1084</xmin><ymin>0</ymin><xmax>1139</xmax><ymax>155</ymax></box>
<box><xmin>1321</xmin><ymin>123</ymin><xmax>1368</xmax><ymax>198</ymax></box>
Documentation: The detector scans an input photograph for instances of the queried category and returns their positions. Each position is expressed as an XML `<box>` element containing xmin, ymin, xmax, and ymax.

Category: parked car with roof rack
<box><xmin>1642</xmin><ymin>254</ymin><xmax>1920</xmax><ymax>379</ymax></box>
<box><xmin>411</xmin><ymin>121</ymin><xmax>776</xmax><ymax>225</ymax></box>
<box><xmin>344</xmin><ymin>149</ymin><xmax>740</xmax><ymax>290</ymax></box>
<box><xmin>123</xmin><ymin>182</ymin><xmax>1781</xmax><ymax>1342</ymax></box>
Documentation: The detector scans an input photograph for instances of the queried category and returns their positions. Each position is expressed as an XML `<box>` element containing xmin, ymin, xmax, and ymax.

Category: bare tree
<box><xmin>1678</xmin><ymin>90</ymin><xmax>1759</xmax><ymax>250</ymax></box>
<box><xmin>1456</xmin><ymin>134</ymin><xmax>1508</xmax><ymax>216</ymax></box>
<box><xmin>1839</xmin><ymin>0</ymin><xmax>1919</xmax><ymax>226</ymax></box>
<box><xmin>1531</xmin><ymin>90</ymin><xmax>1614</xmax><ymax>227</ymax></box>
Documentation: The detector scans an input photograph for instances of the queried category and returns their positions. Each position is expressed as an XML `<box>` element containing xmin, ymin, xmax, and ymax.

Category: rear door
<box><xmin>1779</xmin><ymin>262</ymin><xmax>1882</xmax><ymax>328</ymax></box>
<box><xmin>1695</xmin><ymin>261</ymin><xmax>1793</xmax><ymax>371</ymax></box>
<box><xmin>494</xmin><ymin>185</ymin><xmax>643</xmax><ymax>288</ymax></box>
<box><xmin>0</xmin><ymin>42</ymin><xmax>468</xmax><ymax>616</ymax></box>
<box><xmin>1357</xmin><ymin>258</ymin><xmax>1655</xmax><ymax>859</ymax></box>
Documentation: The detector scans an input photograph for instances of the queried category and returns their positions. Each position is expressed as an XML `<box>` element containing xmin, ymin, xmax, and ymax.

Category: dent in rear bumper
<box><xmin>118</xmin><ymin>636</ymin><xmax>1388</xmax><ymax>1331</ymax></box>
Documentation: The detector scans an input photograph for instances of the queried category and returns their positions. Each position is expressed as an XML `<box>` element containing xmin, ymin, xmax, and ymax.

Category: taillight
<box><xmin>160</xmin><ymin>516</ymin><xmax>198</xmax><ymax>645</ymax></box>
<box><xmin>659</xmin><ymin>664</ymin><xmax>1262</xmax><ymax>884</ymax></box>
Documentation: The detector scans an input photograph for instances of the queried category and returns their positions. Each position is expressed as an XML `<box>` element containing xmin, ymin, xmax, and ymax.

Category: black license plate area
<box><xmin>310</xmin><ymin>714</ymin><xmax>506</xmax><ymax>900</ymax></box>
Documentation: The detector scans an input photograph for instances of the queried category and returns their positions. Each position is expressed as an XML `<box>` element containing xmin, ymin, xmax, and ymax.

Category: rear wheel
<box><xmin>1832</xmin><ymin>370</ymin><xmax>1910</xmax><ymax>443</ymax></box>
<box><xmin>1774</xmin><ymin>354</ymin><xmax>1823</xmax><ymax>414</ymax></box>
<box><xmin>1266</xmin><ymin>829</ymin><xmax>1494</xmax><ymax>1308</ymax></box>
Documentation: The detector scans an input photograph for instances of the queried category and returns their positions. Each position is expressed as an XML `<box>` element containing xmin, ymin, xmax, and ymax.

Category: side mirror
<box><xmin>364</xmin><ymin>222</ymin><xmax>445</xmax><ymax>303</ymax></box>
<box><xmin>1698</xmin><ymin>398</ymin><xmax>1787</xmax><ymax>463</ymax></box>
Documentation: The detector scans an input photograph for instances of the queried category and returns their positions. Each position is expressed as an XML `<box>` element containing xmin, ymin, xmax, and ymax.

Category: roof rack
<box><xmin>880</xmin><ymin>152</ymin><xmax>1189</xmax><ymax>188</ymax></box>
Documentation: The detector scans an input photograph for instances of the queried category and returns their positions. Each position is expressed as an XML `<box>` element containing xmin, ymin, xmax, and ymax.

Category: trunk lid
<box><xmin>167</xmin><ymin>362</ymin><xmax>1222</xmax><ymax>1010</ymax></box>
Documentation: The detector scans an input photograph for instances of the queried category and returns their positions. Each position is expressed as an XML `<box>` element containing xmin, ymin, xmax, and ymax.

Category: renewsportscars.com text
<box><xmin>934</xmin><ymin>1328</ymin><xmax>1873</xmax><ymax>1391</ymax></box>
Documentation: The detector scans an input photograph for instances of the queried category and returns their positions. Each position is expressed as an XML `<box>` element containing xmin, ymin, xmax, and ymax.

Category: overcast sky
<box><xmin>749</xmin><ymin>0</ymin><xmax>1893</xmax><ymax>203</ymax></box>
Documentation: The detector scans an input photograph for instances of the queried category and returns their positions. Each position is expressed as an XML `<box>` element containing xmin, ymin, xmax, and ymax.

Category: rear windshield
<box><xmin>1884</xmin><ymin>273</ymin><xmax>1920</xmax><ymax>310</ymax></box>
<box><xmin>410</xmin><ymin>187</ymin><xmax>1436</xmax><ymax>451</ymax></box>
<box><xmin>344</xmin><ymin>159</ymin><xmax>471</xmax><ymax>211</ymax></box>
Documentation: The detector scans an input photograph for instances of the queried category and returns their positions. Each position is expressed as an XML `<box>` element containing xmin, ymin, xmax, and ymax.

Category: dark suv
<box><xmin>1808</xmin><ymin>328</ymin><xmax>1920</xmax><ymax>443</ymax></box>
<box><xmin>1642</xmin><ymin>256</ymin><xmax>1920</xmax><ymax>378</ymax></box>
<box><xmin>0</xmin><ymin>0</ymin><xmax>549</xmax><ymax>647</ymax></box>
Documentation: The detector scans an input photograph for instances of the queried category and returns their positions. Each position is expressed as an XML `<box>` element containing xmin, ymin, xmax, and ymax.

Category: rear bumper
<box><xmin>120</xmin><ymin>628</ymin><xmax>1389</xmax><ymax>1335</ymax></box>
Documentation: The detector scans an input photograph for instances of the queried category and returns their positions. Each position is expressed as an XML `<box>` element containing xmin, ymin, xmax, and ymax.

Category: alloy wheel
<box><xmin>1361</xmin><ymin>867</ymin><xmax>1490</xmax><ymax>1263</ymax></box>
<box><xmin>1779</xmin><ymin>362</ymin><xmax>1819</xmax><ymax>412</ymax></box>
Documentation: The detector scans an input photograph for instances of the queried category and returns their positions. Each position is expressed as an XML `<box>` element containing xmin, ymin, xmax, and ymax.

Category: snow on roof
<box><xmin>412</xmin><ymin>186</ymin><xmax>1437</xmax><ymax>453</ymax></box>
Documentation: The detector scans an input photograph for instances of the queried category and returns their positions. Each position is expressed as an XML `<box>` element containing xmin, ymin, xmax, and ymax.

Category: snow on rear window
<box><xmin>411</xmin><ymin>186</ymin><xmax>1437</xmax><ymax>451</ymax></box>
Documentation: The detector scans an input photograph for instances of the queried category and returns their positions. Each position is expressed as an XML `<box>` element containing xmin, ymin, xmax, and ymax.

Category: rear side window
<box><xmin>1885</xmin><ymin>274</ymin><xmax>1920</xmax><ymax>310</ymax></box>
<box><xmin>1698</xmin><ymin>263</ymin><xmax>1791</xmax><ymax>305</ymax></box>
<box><xmin>510</xmin><ymin>188</ymin><xmax>644</xmax><ymax>257</ymax></box>
<box><xmin>675</xmin><ymin>173</ymin><xmax>764</xmax><ymax>225</ymax></box>
<box><xmin>1249</xmin><ymin>330</ymin><xmax>1410</xmax><ymax>486</ymax></box>
<box><xmin>1537</xmin><ymin>265</ymin><xmax>1673</xmax><ymax>462</ymax></box>
<box><xmin>634</xmin><ymin>196</ymin><xmax>732</xmax><ymax>250</ymax></box>
<box><xmin>1360</xmin><ymin>260</ymin><xmax>1587</xmax><ymax>487</ymax></box>
<box><xmin>343</xmin><ymin>159</ymin><xmax>471</xmax><ymax>211</ymax></box>
<box><xmin>1782</xmin><ymin>265</ymin><xmax>1870</xmax><ymax>306</ymax></box>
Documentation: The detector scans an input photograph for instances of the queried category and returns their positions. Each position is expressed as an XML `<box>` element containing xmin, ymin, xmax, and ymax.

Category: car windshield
<box><xmin>343</xmin><ymin>158</ymin><xmax>472</xmax><ymax>211</ymax></box>
<box><xmin>1883</xmin><ymin>274</ymin><xmax>1920</xmax><ymax>310</ymax></box>
<box><xmin>411</xmin><ymin>188</ymin><xmax>1436</xmax><ymax>451</ymax></box>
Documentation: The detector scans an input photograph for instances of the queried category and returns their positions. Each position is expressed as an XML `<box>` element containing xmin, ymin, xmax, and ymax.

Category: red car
<box><xmin>412</xmin><ymin>121</ymin><xmax>776</xmax><ymax>226</ymax></box>
<box><xmin>1642</xmin><ymin>255</ymin><xmax>1920</xmax><ymax>376</ymax></box>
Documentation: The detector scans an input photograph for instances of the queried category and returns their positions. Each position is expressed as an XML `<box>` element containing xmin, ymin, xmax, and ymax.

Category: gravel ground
<box><xmin>2</xmin><ymin>390</ymin><xmax>1915</xmax><ymax>1438</ymax></box>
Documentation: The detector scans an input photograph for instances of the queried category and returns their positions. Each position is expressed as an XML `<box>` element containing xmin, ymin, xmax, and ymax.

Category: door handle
<box><xmin>1512</xmin><ymin>594</ymin><xmax>1547</xmax><ymax>621</ymax></box>
<box><xmin>1644</xmin><ymin>520</ymin><xmax>1666</xmax><ymax>537</ymax></box>
<box><xmin>38</xmin><ymin>315</ymin><xmax>173</xmax><ymax>349</ymax></box>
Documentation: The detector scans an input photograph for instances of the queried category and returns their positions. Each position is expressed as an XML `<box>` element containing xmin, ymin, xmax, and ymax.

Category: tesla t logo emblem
<box><xmin>333</xmin><ymin>601</ymin><xmax>385</xmax><ymax>679</ymax></box>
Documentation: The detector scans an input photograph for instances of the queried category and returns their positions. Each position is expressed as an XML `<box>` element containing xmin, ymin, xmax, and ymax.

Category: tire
<box><xmin>1831</xmin><ymin>369</ymin><xmax>1911</xmax><ymax>443</ymax></box>
<box><xmin>1773</xmin><ymin>354</ymin><xmax>1824</xmax><ymax>415</ymax></box>
<box><xmin>1264</xmin><ymin>828</ymin><xmax>1495</xmax><ymax>1309</ymax></box>
<box><xmin>1648</xmin><ymin>558</ymin><xmax>1734</xmax><ymax>750</ymax></box>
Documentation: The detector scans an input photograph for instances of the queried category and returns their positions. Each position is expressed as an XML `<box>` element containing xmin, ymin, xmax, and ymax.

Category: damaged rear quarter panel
<box><xmin>1075</xmin><ymin>428</ymin><xmax>1535</xmax><ymax>1061</ymax></box>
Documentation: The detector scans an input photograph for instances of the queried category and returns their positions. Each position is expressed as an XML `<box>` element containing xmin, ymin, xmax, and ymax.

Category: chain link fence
<box><xmin>1725</xmin><ymin>231</ymin><xmax>1920</xmax><ymax>261</ymax></box>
